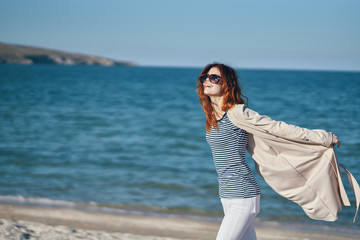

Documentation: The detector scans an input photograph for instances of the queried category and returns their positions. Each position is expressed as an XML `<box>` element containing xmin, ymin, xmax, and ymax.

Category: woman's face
<box><xmin>203</xmin><ymin>67</ymin><xmax>223</xmax><ymax>97</ymax></box>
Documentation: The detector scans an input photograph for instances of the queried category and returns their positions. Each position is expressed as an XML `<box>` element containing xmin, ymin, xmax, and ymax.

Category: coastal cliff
<box><xmin>0</xmin><ymin>42</ymin><xmax>136</xmax><ymax>66</ymax></box>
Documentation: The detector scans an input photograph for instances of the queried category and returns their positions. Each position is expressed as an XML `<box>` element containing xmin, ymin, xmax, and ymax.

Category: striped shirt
<box><xmin>206</xmin><ymin>113</ymin><xmax>260</xmax><ymax>198</ymax></box>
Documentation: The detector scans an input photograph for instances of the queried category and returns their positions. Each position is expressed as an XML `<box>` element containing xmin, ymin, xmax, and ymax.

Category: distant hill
<box><xmin>0</xmin><ymin>42</ymin><xmax>136</xmax><ymax>66</ymax></box>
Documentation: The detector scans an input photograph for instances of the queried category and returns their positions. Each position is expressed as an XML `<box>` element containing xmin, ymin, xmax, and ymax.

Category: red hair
<box><xmin>196</xmin><ymin>63</ymin><xmax>247</xmax><ymax>133</ymax></box>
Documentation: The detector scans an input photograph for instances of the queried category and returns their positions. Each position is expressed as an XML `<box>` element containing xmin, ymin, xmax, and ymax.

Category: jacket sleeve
<box><xmin>243</xmin><ymin>107</ymin><xmax>333</xmax><ymax>147</ymax></box>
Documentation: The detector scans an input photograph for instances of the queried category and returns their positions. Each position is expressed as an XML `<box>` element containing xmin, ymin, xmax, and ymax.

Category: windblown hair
<box><xmin>196</xmin><ymin>63</ymin><xmax>248</xmax><ymax>133</ymax></box>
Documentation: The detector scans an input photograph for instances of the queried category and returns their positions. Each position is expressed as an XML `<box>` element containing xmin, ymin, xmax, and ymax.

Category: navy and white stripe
<box><xmin>206</xmin><ymin>113</ymin><xmax>260</xmax><ymax>199</ymax></box>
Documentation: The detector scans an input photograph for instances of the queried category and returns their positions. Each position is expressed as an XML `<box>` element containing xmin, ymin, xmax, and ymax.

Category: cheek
<box><xmin>214</xmin><ymin>85</ymin><xmax>223</xmax><ymax>93</ymax></box>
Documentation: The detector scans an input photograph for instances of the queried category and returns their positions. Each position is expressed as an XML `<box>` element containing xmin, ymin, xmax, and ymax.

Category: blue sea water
<box><xmin>0</xmin><ymin>64</ymin><xmax>359</xmax><ymax>228</ymax></box>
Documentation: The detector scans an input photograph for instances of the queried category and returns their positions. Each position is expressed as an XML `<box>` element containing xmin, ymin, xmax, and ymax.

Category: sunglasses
<box><xmin>199</xmin><ymin>74</ymin><xmax>222</xmax><ymax>84</ymax></box>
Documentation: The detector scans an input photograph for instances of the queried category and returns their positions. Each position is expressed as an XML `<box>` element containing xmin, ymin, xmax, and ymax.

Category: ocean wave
<box><xmin>0</xmin><ymin>195</ymin><xmax>82</xmax><ymax>208</ymax></box>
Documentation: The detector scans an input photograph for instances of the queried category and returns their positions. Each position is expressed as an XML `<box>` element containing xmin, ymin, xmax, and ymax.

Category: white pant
<box><xmin>216</xmin><ymin>195</ymin><xmax>260</xmax><ymax>240</ymax></box>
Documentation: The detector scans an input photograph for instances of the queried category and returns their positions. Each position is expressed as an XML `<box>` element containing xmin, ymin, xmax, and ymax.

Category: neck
<box><xmin>210</xmin><ymin>96</ymin><xmax>225</xmax><ymax>117</ymax></box>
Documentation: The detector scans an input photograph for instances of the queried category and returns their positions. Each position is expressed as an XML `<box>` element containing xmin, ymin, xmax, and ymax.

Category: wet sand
<box><xmin>0</xmin><ymin>203</ymin><xmax>359</xmax><ymax>240</ymax></box>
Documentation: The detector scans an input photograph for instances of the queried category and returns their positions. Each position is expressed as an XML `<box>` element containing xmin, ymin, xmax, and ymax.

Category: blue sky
<box><xmin>0</xmin><ymin>0</ymin><xmax>359</xmax><ymax>70</ymax></box>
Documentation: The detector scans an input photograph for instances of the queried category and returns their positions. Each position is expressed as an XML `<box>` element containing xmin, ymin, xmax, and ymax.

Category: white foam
<box><xmin>0</xmin><ymin>195</ymin><xmax>78</xmax><ymax>208</ymax></box>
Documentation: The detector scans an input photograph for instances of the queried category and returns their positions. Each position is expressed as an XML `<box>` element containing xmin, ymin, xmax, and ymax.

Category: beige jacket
<box><xmin>227</xmin><ymin>104</ymin><xmax>359</xmax><ymax>222</ymax></box>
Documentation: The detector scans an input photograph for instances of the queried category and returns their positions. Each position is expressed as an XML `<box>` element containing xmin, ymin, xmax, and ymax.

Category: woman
<box><xmin>196</xmin><ymin>63</ymin><xmax>341</xmax><ymax>240</ymax></box>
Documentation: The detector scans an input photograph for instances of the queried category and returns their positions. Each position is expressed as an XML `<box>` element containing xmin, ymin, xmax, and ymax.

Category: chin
<box><xmin>204</xmin><ymin>91</ymin><xmax>219</xmax><ymax>97</ymax></box>
<box><xmin>204</xmin><ymin>90</ymin><xmax>211</xmax><ymax>96</ymax></box>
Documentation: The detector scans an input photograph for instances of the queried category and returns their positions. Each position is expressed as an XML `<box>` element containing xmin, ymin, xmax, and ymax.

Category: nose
<box><xmin>203</xmin><ymin>77</ymin><xmax>210</xmax><ymax>83</ymax></box>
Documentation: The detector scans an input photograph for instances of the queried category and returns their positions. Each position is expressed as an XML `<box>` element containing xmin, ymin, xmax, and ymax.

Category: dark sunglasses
<box><xmin>199</xmin><ymin>74</ymin><xmax>222</xmax><ymax>84</ymax></box>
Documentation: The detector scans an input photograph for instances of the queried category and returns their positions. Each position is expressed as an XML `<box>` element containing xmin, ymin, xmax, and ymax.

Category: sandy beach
<box><xmin>0</xmin><ymin>203</ymin><xmax>359</xmax><ymax>240</ymax></box>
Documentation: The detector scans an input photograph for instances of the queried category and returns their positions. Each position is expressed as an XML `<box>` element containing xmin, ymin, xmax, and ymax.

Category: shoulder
<box><xmin>227</xmin><ymin>104</ymin><xmax>247</xmax><ymax>126</ymax></box>
<box><xmin>228</xmin><ymin>103</ymin><xmax>254</xmax><ymax>120</ymax></box>
<box><xmin>228</xmin><ymin>104</ymin><xmax>246</xmax><ymax>114</ymax></box>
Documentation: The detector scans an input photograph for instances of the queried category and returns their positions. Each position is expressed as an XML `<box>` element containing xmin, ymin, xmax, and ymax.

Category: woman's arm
<box><xmin>243</xmin><ymin>107</ymin><xmax>337</xmax><ymax>147</ymax></box>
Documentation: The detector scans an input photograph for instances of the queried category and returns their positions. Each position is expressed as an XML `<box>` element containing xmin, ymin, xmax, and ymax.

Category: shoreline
<box><xmin>1</xmin><ymin>203</ymin><xmax>359</xmax><ymax>240</ymax></box>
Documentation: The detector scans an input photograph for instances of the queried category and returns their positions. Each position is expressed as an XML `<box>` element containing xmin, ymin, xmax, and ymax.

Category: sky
<box><xmin>0</xmin><ymin>0</ymin><xmax>359</xmax><ymax>71</ymax></box>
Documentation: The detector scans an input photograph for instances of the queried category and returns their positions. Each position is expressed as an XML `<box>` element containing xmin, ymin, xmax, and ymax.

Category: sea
<box><xmin>0</xmin><ymin>64</ymin><xmax>359</xmax><ymax>230</ymax></box>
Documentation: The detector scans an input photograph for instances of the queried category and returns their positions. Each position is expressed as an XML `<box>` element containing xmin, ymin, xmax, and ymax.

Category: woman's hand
<box><xmin>330</xmin><ymin>132</ymin><xmax>341</xmax><ymax>148</ymax></box>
